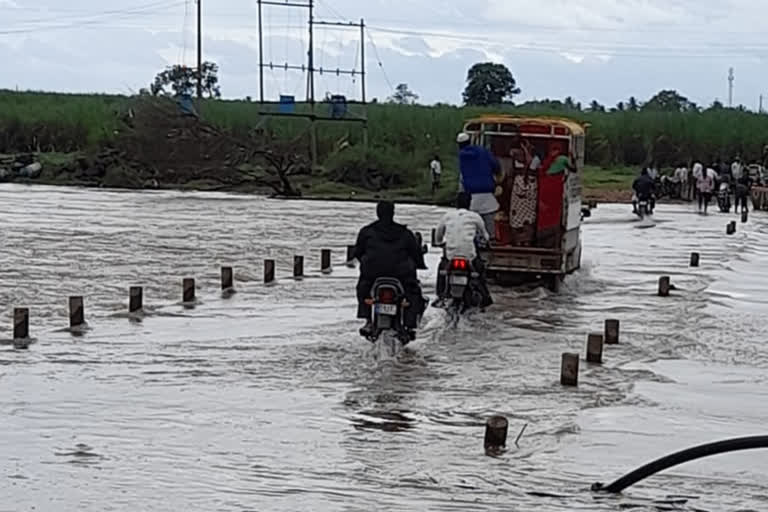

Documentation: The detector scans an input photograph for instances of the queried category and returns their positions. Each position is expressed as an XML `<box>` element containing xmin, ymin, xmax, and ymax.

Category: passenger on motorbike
<box><xmin>354</xmin><ymin>201</ymin><xmax>427</xmax><ymax>337</ymax></box>
<box><xmin>432</xmin><ymin>192</ymin><xmax>493</xmax><ymax>309</ymax></box>
<box><xmin>632</xmin><ymin>168</ymin><xmax>656</xmax><ymax>215</ymax></box>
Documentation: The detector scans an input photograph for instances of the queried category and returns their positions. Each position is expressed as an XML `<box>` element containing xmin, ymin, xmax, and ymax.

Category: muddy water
<box><xmin>1</xmin><ymin>184</ymin><xmax>767</xmax><ymax>512</ymax></box>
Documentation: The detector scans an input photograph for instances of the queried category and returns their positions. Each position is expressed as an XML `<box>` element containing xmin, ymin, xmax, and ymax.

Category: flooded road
<box><xmin>1</xmin><ymin>184</ymin><xmax>767</xmax><ymax>511</ymax></box>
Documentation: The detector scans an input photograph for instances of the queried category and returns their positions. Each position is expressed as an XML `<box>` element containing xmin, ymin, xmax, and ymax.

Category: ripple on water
<box><xmin>0</xmin><ymin>188</ymin><xmax>766</xmax><ymax>511</ymax></box>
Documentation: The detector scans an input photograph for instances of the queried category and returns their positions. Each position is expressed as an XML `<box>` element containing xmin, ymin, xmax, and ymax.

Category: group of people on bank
<box><xmin>634</xmin><ymin>158</ymin><xmax>758</xmax><ymax>214</ymax></box>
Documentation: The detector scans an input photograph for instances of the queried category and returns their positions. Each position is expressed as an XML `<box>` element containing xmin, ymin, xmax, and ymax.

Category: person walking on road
<box><xmin>429</xmin><ymin>155</ymin><xmax>442</xmax><ymax>195</ymax></box>
<box><xmin>696</xmin><ymin>164</ymin><xmax>715</xmax><ymax>213</ymax></box>
<box><xmin>734</xmin><ymin>172</ymin><xmax>753</xmax><ymax>214</ymax></box>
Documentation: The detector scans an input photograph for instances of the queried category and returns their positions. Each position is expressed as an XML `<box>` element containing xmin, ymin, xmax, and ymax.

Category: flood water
<box><xmin>1</xmin><ymin>184</ymin><xmax>767</xmax><ymax>512</ymax></box>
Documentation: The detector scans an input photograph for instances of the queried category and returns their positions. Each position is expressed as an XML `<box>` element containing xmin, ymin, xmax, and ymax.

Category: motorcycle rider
<box><xmin>432</xmin><ymin>192</ymin><xmax>493</xmax><ymax>309</ymax></box>
<box><xmin>632</xmin><ymin>168</ymin><xmax>656</xmax><ymax>215</ymax></box>
<box><xmin>354</xmin><ymin>201</ymin><xmax>427</xmax><ymax>337</ymax></box>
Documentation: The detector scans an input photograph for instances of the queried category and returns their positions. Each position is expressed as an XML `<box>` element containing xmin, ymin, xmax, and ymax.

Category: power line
<box><xmin>0</xmin><ymin>1</ymin><xmax>187</xmax><ymax>35</ymax></box>
<box><xmin>2</xmin><ymin>0</ymin><xmax>185</xmax><ymax>28</ymax></box>
<box><xmin>365</xmin><ymin>30</ymin><xmax>393</xmax><ymax>93</ymax></box>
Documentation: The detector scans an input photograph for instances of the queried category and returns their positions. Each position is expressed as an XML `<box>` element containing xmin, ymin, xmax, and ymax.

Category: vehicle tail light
<box><xmin>450</xmin><ymin>258</ymin><xmax>469</xmax><ymax>271</ymax></box>
<box><xmin>378</xmin><ymin>288</ymin><xmax>395</xmax><ymax>303</ymax></box>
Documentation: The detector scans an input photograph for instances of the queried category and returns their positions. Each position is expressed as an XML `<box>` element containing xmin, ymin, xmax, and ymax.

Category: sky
<box><xmin>2</xmin><ymin>0</ymin><xmax>768</xmax><ymax>109</ymax></box>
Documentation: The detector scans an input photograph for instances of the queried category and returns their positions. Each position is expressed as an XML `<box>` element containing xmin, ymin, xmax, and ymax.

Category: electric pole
<box><xmin>728</xmin><ymin>67</ymin><xmax>734</xmax><ymax>108</ymax></box>
<box><xmin>197</xmin><ymin>0</ymin><xmax>203</xmax><ymax>99</ymax></box>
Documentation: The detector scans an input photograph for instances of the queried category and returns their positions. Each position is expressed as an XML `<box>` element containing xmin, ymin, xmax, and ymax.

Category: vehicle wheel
<box><xmin>545</xmin><ymin>275</ymin><xmax>563</xmax><ymax>293</ymax></box>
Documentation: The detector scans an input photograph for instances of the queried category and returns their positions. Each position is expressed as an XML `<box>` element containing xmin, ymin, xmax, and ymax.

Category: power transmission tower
<box><xmin>256</xmin><ymin>0</ymin><xmax>368</xmax><ymax>167</ymax></box>
<box><xmin>728</xmin><ymin>67</ymin><xmax>734</xmax><ymax>108</ymax></box>
<box><xmin>196</xmin><ymin>0</ymin><xmax>203</xmax><ymax>99</ymax></box>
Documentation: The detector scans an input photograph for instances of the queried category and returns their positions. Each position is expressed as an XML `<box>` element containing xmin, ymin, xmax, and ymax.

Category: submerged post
<box><xmin>431</xmin><ymin>228</ymin><xmax>437</xmax><ymax>247</ymax></box>
<box><xmin>690</xmin><ymin>252</ymin><xmax>700</xmax><ymax>267</ymax></box>
<box><xmin>69</xmin><ymin>296</ymin><xmax>85</xmax><ymax>329</ymax></box>
<box><xmin>13</xmin><ymin>307</ymin><xmax>29</xmax><ymax>342</ymax></box>
<box><xmin>264</xmin><ymin>259</ymin><xmax>276</xmax><ymax>284</ymax></box>
<box><xmin>321</xmin><ymin>249</ymin><xmax>332</xmax><ymax>274</ymax></box>
<box><xmin>221</xmin><ymin>266</ymin><xmax>234</xmax><ymax>291</ymax></box>
<box><xmin>658</xmin><ymin>276</ymin><xmax>671</xmax><ymax>297</ymax></box>
<box><xmin>484</xmin><ymin>416</ymin><xmax>509</xmax><ymax>451</ymax></box>
<box><xmin>293</xmin><ymin>255</ymin><xmax>304</xmax><ymax>280</ymax></box>
<box><xmin>604</xmin><ymin>319</ymin><xmax>620</xmax><ymax>345</ymax></box>
<box><xmin>129</xmin><ymin>286</ymin><xmax>143</xmax><ymax>313</ymax></box>
<box><xmin>346</xmin><ymin>245</ymin><xmax>356</xmax><ymax>266</ymax></box>
<box><xmin>560</xmin><ymin>353</ymin><xmax>579</xmax><ymax>387</ymax></box>
<box><xmin>183</xmin><ymin>278</ymin><xmax>195</xmax><ymax>303</ymax></box>
<box><xmin>741</xmin><ymin>210</ymin><xmax>748</xmax><ymax>223</ymax></box>
<box><xmin>586</xmin><ymin>333</ymin><xmax>604</xmax><ymax>364</ymax></box>
<box><xmin>727</xmin><ymin>221</ymin><xmax>736</xmax><ymax>235</ymax></box>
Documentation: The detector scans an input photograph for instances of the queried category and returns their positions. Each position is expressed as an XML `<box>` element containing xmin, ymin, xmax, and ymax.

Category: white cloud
<box><xmin>2</xmin><ymin>0</ymin><xmax>768</xmax><ymax>106</ymax></box>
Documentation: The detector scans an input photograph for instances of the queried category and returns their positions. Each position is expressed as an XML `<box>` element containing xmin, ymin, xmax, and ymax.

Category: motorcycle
<box><xmin>717</xmin><ymin>182</ymin><xmax>732</xmax><ymax>213</ymax></box>
<box><xmin>361</xmin><ymin>277</ymin><xmax>416</xmax><ymax>350</ymax></box>
<box><xmin>442</xmin><ymin>256</ymin><xmax>486</xmax><ymax>318</ymax></box>
<box><xmin>635</xmin><ymin>195</ymin><xmax>653</xmax><ymax>219</ymax></box>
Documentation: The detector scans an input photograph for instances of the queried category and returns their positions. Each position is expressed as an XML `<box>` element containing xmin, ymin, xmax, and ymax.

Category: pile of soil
<box><xmin>49</xmin><ymin>98</ymin><xmax>307</xmax><ymax>194</ymax></box>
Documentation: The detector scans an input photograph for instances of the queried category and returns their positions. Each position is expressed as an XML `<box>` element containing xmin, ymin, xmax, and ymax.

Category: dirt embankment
<box><xmin>1</xmin><ymin>99</ymin><xmax>310</xmax><ymax>195</ymax></box>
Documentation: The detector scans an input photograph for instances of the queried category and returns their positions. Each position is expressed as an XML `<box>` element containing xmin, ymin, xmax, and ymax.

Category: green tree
<box><xmin>150</xmin><ymin>61</ymin><xmax>222</xmax><ymax>98</ymax></box>
<box><xmin>389</xmin><ymin>83</ymin><xmax>419</xmax><ymax>104</ymax></box>
<box><xmin>643</xmin><ymin>89</ymin><xmax>698</xmax><ymax>112</ymax></box>
<box><xmin>588</xmin><ymin>100</ymin><xmax>606</xmax><ymax>112</ymax></box>
<box><xmin>613</xmin><ymin>101</ymin><xmax>626</xmax><ymax>112</ymax></box>
<box><xmin>462</xmin><ymin>62</ymin><xmax>520</xmax><ymax>106</ymax></box>
<box><xmin>627</xmin><ymin>96</ymin><xmax>640</xmax><ymax>111</ymax></box>
<box><xmin>707</xmin><ymin>99</ymin><xmax>725</xmax><ymax>111</ymax></box>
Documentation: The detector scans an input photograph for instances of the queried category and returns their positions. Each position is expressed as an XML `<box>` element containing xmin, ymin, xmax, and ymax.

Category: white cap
<box><xmin>456</xmin><ymin>132</ymin><xmax>470</xmax><ymax>144</ymax></box>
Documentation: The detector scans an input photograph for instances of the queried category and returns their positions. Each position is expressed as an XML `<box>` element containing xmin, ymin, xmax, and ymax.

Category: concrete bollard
<box><xmin>264</xmin><ymin>259</ymin><xmax>276</xmax><ymax>284</ymax></box>
<box><xmin>182</xmin><ymin>278</ymin><xmax>195</xmax><ymax>303</ymax></box>
<box><xmin>221</xmin><ymin>266</ymin><xmax>234</xmax><ymax>291</ymax></box>
<box><xmin>321</xmin><ymin>249</ymin><xmax>332</xmax><ymax>274</ymax></box>
<box><xmin>741</xmin><ymin>210</ymin><xmax>748</xmax><ymax>223</ymax></box>
<box><xmin>586</xmin><ymin>333</ymin><xmax>604</xmax><ymax>364</ymax></box>
<box><xmin>658</xmin><ymin>276</ymin><xmax>671</xmax><ymax>297</ymax></box>
<box><xmin>560</xmin><ymin>353</ymin><xmax>579</xmax><ymax>387</ymax></box>
<box><xmin>13</xmin><ymin>307</ymin><xmax>29</xmax><ymax>343</ymax></box>
<box><xmin>726</xmin><ymin>221</ymin><xmax>736</xmax><ymax>235</ymax></box>
<box><xmin>293</xmin><ymin>255</ymin><xmax>304</xmax><ymax>280</ymax></box>
<box><xmin>129</xmin><ymin>286</ymin><xmax>143</xmax><ymax>313</ymax></box>
<box><xmin>346</xmin><ymin>245</ymin><xmax>356</xmax><ymax>266</ymax></box>
<box><xmin>690</xmin><ymin>252</ymin><xmax>700</xmax><ymax>267</ymax></box>
<box><xmin>484</xmin><ymin>416</ymin><xmax>509</xmax><ymax>450</ymax></box>
<box><xmin>604</xmin><ymin>319</ymin><xmax>620</xmax><ymax>345</ymax></box>
<box><xmin>69</xmin><ymin>296</ymin><xmax>85</xmax><ymax>329</ymax></box>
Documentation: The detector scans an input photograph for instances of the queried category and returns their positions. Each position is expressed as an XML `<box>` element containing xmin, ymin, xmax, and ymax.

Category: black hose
<box><xmin>592</xmin><ymin>435</ymin><xmax>768</xmax><ymax>494</ymax></box>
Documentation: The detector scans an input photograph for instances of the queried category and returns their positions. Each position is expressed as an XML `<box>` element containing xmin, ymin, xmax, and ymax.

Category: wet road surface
<box><xmin>1</xmin><ymin>184</ymin><xmax>767</xmax><ymax>511</ymax></box>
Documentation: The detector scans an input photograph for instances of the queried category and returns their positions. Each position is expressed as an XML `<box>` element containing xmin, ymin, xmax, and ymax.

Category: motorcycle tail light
<box><xmin>378</xmin><ymin>288</ymin><xmax>395</xmax><ymax>303</ymax></box>
<box><xmin>451</xmin><ymin>258</ymin><xmax>469</xmax><ymax>271</ymax></box>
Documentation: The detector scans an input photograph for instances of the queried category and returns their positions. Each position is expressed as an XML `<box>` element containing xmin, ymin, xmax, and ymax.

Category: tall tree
<box><xmin>462</xmin><ymin>62</ymin><xmax>520</xmax><ymax>106</ymax></box>
<box><xmin>588</xmin><ymin>100</ymin><xmax>606</xmax><ymax>112</ymax></box>
<box><xmin>643</xmin><ymin>89</ymin><xmax>698</xmax><ymax>112</ymax></box>
<box><xmin>151</xmin><ymin>62</ymin><xmax>221</xmax><ymax>98</ymax></box>
<box><xmin>389</xmin><ymin>83</ymin><xmax>419</xmax><ymax>104</ymax></box>
<box><xmin>627</xmin><ymin>96</ymin><xmax>640</xmax><ymax>111</ymax></box>
<box><xmin>614</xmin><ymin>101</ymin><xmax>626</xmax><ymax>112</ymax></box>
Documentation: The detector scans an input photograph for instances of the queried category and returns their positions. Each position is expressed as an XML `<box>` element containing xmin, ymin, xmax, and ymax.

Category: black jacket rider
<box><xmin>354</xmin><ymin>201</ymin><xmax>426</xmax><ymax>329</ymax></box>
<box><xmin>633</xmin><ymin>172</ymin><xmax>655</xmax><ymax>200</ymax></box>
